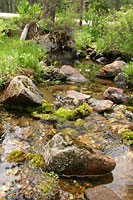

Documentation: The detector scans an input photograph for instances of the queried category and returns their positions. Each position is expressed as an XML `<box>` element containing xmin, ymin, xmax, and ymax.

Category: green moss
<box><xmin>25</xmin><ymin>152</ymin><xmax>35</xmax><ymax>160</ymax></box>
<box><xmin>26</xmin><ymin>99</ymin><xmax>54</xmax><ymax>114</ymax></box>
<box><xmin>6</xmin><ymin>150</ymin><xmax>45</xmax><ymax>169</ymax></box>
<box><xmin>32</xmin><ymin>112</ymin><xmax>57</xmax><ymax>121</ymax></box>
<box><xmin>39</xmin><ymin>171</ymin><xmax>59</xmax><ymax>195</ymax></box>
<box><xmin>122</xmin><ymin>129</ymin><xmax>133</xmax><ymax>145</ymax></box>
<box><xmin>41</xmin><ymin>99</ymin><xmax>54</xmax><ymax>113</ymax></box>
<box><xmin>30</xmin><ymin>153</ymin><xmax>45</xmax><ymax>168</ymax></box>
<box><xmin>75</xmin><ymin>118</ymin><xmax>84</xmax><ymax>127</ymax></box>
<box><xmin>6</xmin><ymin>149</ymin><xmax>26</xmax><ymax>162</ymax></box>
<box><xmin>54</xmin><ymin>103</ymin><xmax>92</xmax><ymax>120</ymax></box>
<box><xmin>29</xmin><ymin>101</ymin><xmax>92</xmax><ymax>121</ymax></box>
<box><xmin>54</xmin><ymin>107</ymin><xmax>75</xmax><ymax>120</ymax></box>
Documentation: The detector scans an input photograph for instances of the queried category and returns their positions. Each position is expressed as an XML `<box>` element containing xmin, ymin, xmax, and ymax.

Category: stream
<box><xmin>0</xmin><ymin>60</ymin><xmax>133</xmax><ymax>200</ymax></box>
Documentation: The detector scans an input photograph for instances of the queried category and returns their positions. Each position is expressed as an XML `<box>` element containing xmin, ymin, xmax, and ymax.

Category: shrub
<box><xmin>96</xmin><ymin>8</ymin><xmax>133</xmax><ymax>56</ymax></box>
<box><xmin>75</xmin><ymin>28</ymin><xmax>92</xmax><ymax>49</ymax></box>
<box><xmin>17</xmin><ymin>0</ymin><xmax>43</xmax><ymax>21</ymax></box>
<box><xmin>84</xmin><ymin>8</ymin><xmax>108</xmax><ymax>41</ymax></box>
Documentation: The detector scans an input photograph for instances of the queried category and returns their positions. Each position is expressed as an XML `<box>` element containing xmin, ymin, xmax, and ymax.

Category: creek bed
<box><xmin>0</xmin><ymin>60</ymin><xmax>132</xmax><ymax>200</ymax></box>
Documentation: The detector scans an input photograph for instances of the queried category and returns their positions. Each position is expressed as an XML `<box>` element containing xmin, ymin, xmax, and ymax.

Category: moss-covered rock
<box><xmin>122</xmin><ymin>129</ymin><xmax>133</xmax><ymax>145</ymax></box>
<box><xmin>29</xmin><ymin>100</ymin><xmax>92</xmax><ymax>121</ymax></box>
<box><xmin>41</xmin><ymin>99</ymin><xmax>54</xmax><ymax>113</ymax></box>
<box><xmin>26</xmin><ymin>99</ymin><xmax>54</xmax><ymax>114</ymax></box>
<box><xmin>6</xmin><ymin>150</ymin><xmax>45</xmax><ymax>169</ymax></box>
<box><xmin>54</xmin><ymin>103</ymin><xmax>93</xmax><ymax>120</ymax></box>
<box><xmin>32</xmin><ymin>112</ymin><xmax>57</xmax><ymax>121</ymax></box>
<box><xmin>6</xmin><ymin>149</ymin><xmax>26</xmax><ymax>162</ymax></box>
<box><xmin>30</xmin><ymin>153</ymin><xmax>45</xmax><ymax>168</ymax></box>
<box><xmin>75</xmin><ymin>118</ymin><xmax>84</xmax><ymax>127</ymax></box>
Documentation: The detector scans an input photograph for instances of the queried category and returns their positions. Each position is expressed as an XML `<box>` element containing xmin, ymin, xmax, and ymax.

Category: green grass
<box><xmin>0</xmin><ymin>36</ymin><xmax>47</xmax><ymax>88</ymax></box>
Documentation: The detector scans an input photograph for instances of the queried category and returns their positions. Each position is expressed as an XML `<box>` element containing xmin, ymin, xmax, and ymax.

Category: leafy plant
<box><xmin>17</xmin><ymin>0</ymin><xmax>43</xmax><ymax>20</ymax></box>
<box><xmin>84</xmin><ymin>8</ymin><xmax>108</xmax><ymax>41</ymax></box>
<box><xmin>123</xmin><ymin>62</ymin><xmax>133</xmax><ymax>84</ymax></box>
<box><xmin>96</xmin><ymin>8</ymin><xmax>133</xmax><ymax>56</ymax></box>
<box><xmin>75</xmin><ymin>28</ymin><xmax>92</xmax><ymax>49</ymax></box>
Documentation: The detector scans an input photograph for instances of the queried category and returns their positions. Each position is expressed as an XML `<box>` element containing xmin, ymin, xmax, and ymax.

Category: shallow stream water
<box><xmin>0</xmin><ymin>60</ymin><xmax>132</xmax><ymax>200</ymax></box>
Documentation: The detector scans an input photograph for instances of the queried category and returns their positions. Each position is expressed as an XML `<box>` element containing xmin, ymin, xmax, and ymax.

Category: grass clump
<box><xmin>122</xmin><ymin>129</ymin><xmax>133</xmax><ymax>145</ymax></box>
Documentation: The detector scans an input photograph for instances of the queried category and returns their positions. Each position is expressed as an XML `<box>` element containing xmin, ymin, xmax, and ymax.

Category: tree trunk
<box><xmin>115</xmin><ymin>0</ymin><xmax>120</xmax><ymax>11</ymax></box>
<box><xmin>9</xmin><ymin>0</ymin><xmax>13</xmax><ymax>12</ymax></box>
<box><xmin>80</xmin><ymin>0</ymin><xmax>84</xmax><ymax>26</ymax></box>
<box><xmin>0</xmin><ymin>0</ymin><xmax>4</xmax><ymax>12</ymax></box>
<box><xmin>42</xmin><ymin>0</ymin><xmax>57</xmax><ymax>21</ymax></box>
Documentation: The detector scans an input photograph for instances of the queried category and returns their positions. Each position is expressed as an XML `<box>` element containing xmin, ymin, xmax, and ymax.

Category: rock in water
<box><xmin>88</xmin><ymin>98</ymin><xmax>113</xmax><ymax>112</ymax></box>
<box><xmin>103</xmin><ymin>87</ymin><xmax>129</xmax><ymax>104</ymax></box>
<box><xmin>97</xmin><ymin>60</ymin><xmax>126</xmax><ymax>79</ymax></box>
<box><xmin>0</xmin><ymin>76</ymin><xmax>43</xmax><ymax>106</ymax></box>
<box><xmin>60</xmin><ymin>65</ymin><xmax>88</xmax><ymax>82</ymax></box>
<box><xmin>84</xmin><ymin>185</ymin><xmax>123</xmax><ymax>200</ymax></box>
<box><xmin>44</xmin><ymin>133</ymin><xmax>116</xmax><ymax>176</ymax></box>
<box><xmin>66</xmin><ymin>90</ymin><xmax>91</xmax><ymax>100</ymax></box>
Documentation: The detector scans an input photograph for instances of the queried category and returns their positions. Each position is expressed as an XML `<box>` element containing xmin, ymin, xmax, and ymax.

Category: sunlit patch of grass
<box><xmin>0</xmin><ymin>37</ymin><xmax>47</xmax><ymax>89</ymax></box>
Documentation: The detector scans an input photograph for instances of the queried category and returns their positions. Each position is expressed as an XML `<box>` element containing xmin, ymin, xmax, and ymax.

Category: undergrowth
<box><xmin>0</xmin><ymin>37</ymin><xmax>47</xmax><ymax>89</ymax></box>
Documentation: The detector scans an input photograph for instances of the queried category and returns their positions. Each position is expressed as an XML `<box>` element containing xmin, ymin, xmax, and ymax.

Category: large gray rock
<box><xmin>88</xmin><ymin>98</ymin><xmax>113</xmax><ymax>112</ymax></box>
<box><xmin>60</xmin><ymin>65</ymin><xmax>88</xmax><ymax>82</ymax></box>
<box><xmin>44</xmin><ymin>133</ymin><xmax>116</xmax><ymax>176</ymax></box>
<box><xmin>0</xmin><ymin>76</ymin><xmax>43</xmax><ymax>106</ymax></box>
<box><xmin>97</xmin><ymin>61</ymin><xmax>126</xmax><ymax>79</ymax></box>
<box><xmin>84</xmin><ymin>185</ymin><xmax>123</xmax><ymax>200</ymax></box>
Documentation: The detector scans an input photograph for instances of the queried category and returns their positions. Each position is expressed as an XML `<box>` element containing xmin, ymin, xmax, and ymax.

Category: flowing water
<box><xmin>0</xmin><ymin>60</ymin><xmax>132</xmax><ymax>200</ymax></box>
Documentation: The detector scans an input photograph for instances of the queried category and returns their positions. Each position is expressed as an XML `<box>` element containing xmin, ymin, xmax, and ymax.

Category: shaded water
<box><xmin>0</xmin><ymin>60</ymin><xmax>132</xmax><ymax>199</ymax></box>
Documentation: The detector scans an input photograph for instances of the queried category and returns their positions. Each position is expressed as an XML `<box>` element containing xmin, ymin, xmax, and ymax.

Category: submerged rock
<box><xmin>66</xmin><ymin>90</ymin><xmax>91</xmax><ymax>100</ymax></box>
<box><xmin>44</xmin><ymin>133</ymin><xmax>116</xmax><ymax>176</ymax></box>
<box><xmin>84</xmin><ymin>185</ymin><xmax>123</xmax><ymax>200</ymax></box>
<box><xmin>0</xmin><ymin>76</ymin><xmax>43</xmax><ymax>106</ymax></box>
<box><xmin>97</xmin><ymin>60</ymin><xmax>126</xmax><ymax>79</ymax></box>
<box><xmin>103</xmin><ymin>87</ymin><xmax>129</xmax><ymax>104</ymax></box>
<box><xmin>60</xmin><ymin>65</ymin><xmax>88</xmax><ymax>82</ymax></box>
<box><xmin>88</xmin><ymin>98</ymin><xmax>113</xmax><ymax>112</ymax></box>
